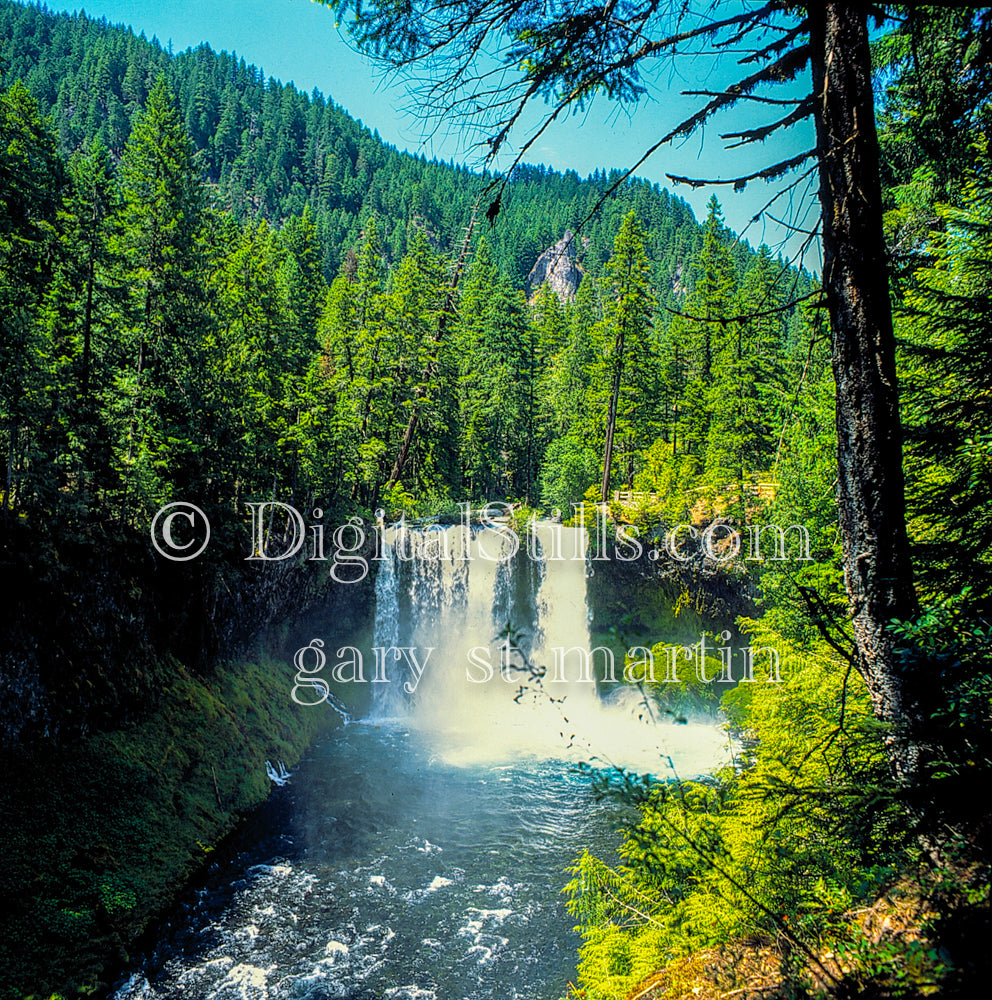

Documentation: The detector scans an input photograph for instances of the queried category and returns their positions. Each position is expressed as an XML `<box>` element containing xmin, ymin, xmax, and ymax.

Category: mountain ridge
<box><xmin>0</xmin><ymin>0</ymin><xmax>722</xmax><ymax>292</ymax></box>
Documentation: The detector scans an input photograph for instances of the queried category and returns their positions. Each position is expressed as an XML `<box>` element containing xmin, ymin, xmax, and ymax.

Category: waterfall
<box><xmin>373</xmin><ymin>526</ymin><xmax>400</xmax><ymax>649</ymax></box>
<box><xmin>370</xmin><ymin>519</ymin><xmax>732</xmax><ymax>774</ymax></box>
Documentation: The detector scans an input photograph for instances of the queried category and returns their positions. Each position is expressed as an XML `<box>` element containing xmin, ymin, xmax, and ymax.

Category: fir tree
<box><xmin>597</xmin><ymin>211</ymin><xmax>655</xmax><ymax>502</ymax></box>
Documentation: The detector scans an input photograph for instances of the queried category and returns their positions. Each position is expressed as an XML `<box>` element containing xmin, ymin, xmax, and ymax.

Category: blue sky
<box><xmin>47</xmin><ymin>0</ymin><xmax>821</xmax><ymax>266</ymax></box>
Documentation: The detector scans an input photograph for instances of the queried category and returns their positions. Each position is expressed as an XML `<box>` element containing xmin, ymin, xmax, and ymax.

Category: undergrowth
<box><xmin>561</xmin><ymin>627</ymin><xmax>932</xmax><ymax>999</ymax></box>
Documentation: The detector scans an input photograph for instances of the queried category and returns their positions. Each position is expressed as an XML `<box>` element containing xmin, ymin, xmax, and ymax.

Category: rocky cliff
<box><xmin>526</xmin><ymin>230</ymin><xmax>584</xmax><ymax>301</ymax></box>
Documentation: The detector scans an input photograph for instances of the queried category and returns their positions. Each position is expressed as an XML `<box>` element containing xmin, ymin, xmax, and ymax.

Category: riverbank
<box><xmin>0</xmin><ymin>507</ymin><xmax>380</xmax><ymax>998</ymax></box>
<box><xmin>0</xmin><ymin>651</ymin><xmax>347</xmax><ymax>1000</ymax></box>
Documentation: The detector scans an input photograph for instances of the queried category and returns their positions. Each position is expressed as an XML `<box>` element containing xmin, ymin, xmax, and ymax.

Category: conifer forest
<box><xmin>1</xmin><ymin>3</ymin><xmax>991</xmax><ymax>998</ymax></box>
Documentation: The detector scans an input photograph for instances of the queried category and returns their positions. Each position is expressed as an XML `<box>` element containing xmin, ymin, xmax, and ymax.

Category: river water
<box><xmin>112</xmin><ymin>523</ymin><xmax>732</xmax><ymax>999</ymax></box>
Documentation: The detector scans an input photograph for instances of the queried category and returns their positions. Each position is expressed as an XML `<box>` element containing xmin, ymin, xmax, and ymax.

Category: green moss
<box><xmin>0</xmin><ymin>653</ymin><xmax>342</xmax><ymax>1000</ymax></box>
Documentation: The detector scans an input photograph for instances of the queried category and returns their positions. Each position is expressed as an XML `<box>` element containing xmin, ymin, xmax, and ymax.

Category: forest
<box><xmin>1</xmin><ymin>1</ymin><xmax>992</xmax><ymax>998</ymax></box>
<box><xmin>1</xmin><ymin>0</ymin><xmax>809</xmax><ymax>525</ymax></box>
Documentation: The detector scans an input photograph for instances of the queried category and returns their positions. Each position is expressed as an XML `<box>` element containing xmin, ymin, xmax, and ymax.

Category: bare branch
<box><xmin>765</xmin><ymin>211</ymin><xmax>818</xmax><ymax>236</ymax></box>
<box><xmin>682</xmin><ymin>89</ymin><xmax>802</xmax><ymax>105</ymax></box>
<box><xmin>737</xmin><ymin>19</ymin><xmax>807</xmax><ymax>65</ymax></box>
<box><xmin>719</xmin><ymin>97</ymin><xmax>814</xmax><ymax>146</ymax></box>
<box><xmin>661</xmin><ymin>286</ymin><xmax>826</xmax><ymax>326</ymax></box>
<box><xmin>667</xmin><ymin>147</ymin><xmax>815</xmax><ymax>191</ymax></box>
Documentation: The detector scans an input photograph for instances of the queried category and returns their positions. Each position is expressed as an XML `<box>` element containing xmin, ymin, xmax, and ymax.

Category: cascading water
<box><xmin>111</xmin><ymin>518</ymin><xmax>733</xmax><ymax>1000</ymax></box>
<box><xmin>370</xmin><ymin>519</ymin><xmax>731</xmax><ymax>774</ymax></box>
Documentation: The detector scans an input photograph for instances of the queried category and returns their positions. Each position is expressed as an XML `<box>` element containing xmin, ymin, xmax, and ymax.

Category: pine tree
<box><xmin>456</xmin><ymin>237</ymin><xmax>500</xmax><ymax>498</ymax></box>
<box><xmin>539</xmin><ymin>274</ymin><xmax>601</xmax><ymax>510</ymax></box>
<box><xmin>116</xmin><ymin>74</ymin><xmax>211</xmax><ymax>517</ymax></box>
<box><xmin>0</xmin><ymin>81</ymin><xmax>64</xmax><ymax>519</ymax></box>
<box><xmin>458</xmin><ymin>247</ymin><xmax>532</xmax><ymax>501</ymax></box>
<box><xmin>597</xmin><ymin>211</ymin><xmax>655</xmax><ymax>502</ymax></box>
<box><xmin>902</xmin><ymin>175</ymin><xmax>992</xmax><ymax>610</ymax></box>
<box><xmin>671</xmin><ymin>196</ymin><xmax>737</xmax><ymax>469</ymax></box>
<box><xmin>705</xmin><ymin>243</ymin><xmax>787</xmax><ymax>519</ymax></box>
<box><xmin>380</xmin><ymin>226</ymin><xmax>450</xmax><ymax>497</ymax></box>
<box><xmin>40</xmin><ymin>138</ymin><xmax>121</xmax><ymax>519</ymax></box>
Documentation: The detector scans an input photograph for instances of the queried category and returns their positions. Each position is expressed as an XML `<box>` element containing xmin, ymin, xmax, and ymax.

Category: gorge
<box><xmin>108</xmin><ymin>522</ymin><xmax>737</xmax><ymax>999</ymax></box>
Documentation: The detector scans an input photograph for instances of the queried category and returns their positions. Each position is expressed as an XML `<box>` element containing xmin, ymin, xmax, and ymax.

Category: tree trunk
<box><xmin>808</xmin><ymin>4</ymin><xmax>920</xmax><ymax>780</ymax></box>
<box><xmin>82</xmin><ymin>242</ymin><xmax>94</xmax><ymax>396</ymax></box>
<box><xmin>3</xmin><ymin>422</ymin><xmax>16</xmax><ymax>519</ymax></box>
<box><xmin>600</xmin><ymin>329</ymin><xmax>625</xmax><ymax>503</ymax></box>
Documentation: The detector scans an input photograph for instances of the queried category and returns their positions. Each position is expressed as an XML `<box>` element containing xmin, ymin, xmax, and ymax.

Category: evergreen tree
<box><xmin>319</xmin><ymin>218</ymin><xmax>388</xmax><ymax>504</ymax></box>
<box><xmin>669</xmin><ymin>196</ymin><xmax>737</xmax><ymax>469</ymax></box>
<box><xmin>458</xmin><ymin>246</ymin><xmax>532</xmax><ymax>501</ymax></box>
<box><xmin>902</xmin><ymin>175</ymin><xmax>992</xmax><ymax>611</ymax></box>
<box><xmin>704</xmin><ymin>243</ymin><xmax>787</xmax><ymax>519</ymax></box>
<box><xmin>40</xmin><ymin>137</ymin><xmax>121</xmax><ymax>519</ymax></box>
<box><xmin>211</xmin><ymin>217</ymin><xmax>293</xmax><ymax>506</ymax></box>
<box><xmin>115</xmin><ymin>74</ymin><xmax>211</xmax><ymax>518</ymax></box>
<box><xmin>597</xmin><ymin>211</ymin><xmax>655</xmax><ymax>502</ymax></box>
<box><xmin>380</xmin><ymin>226</ymin><xmax>451</xmax><ymax>498</ymax></box>
<box><xmin>537</xmin><ymin>274</ymin><xmax>603</xmax><ymax>511</ymax></box>
<box><xmin>0</xmin><ymin>81</ymin><xmax>64</xmax><ymax>518</ymax></box>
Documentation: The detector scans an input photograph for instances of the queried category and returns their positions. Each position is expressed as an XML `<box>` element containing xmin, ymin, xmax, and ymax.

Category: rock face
<box><xmin>526</xmin><ymin>230</ymin><xmax>583</xmax><ymax>302</ymax></box>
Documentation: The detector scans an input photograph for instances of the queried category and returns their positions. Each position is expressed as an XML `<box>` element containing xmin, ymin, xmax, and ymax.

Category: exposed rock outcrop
<box><xmin>526</xmin><ymin>230</ymin><xmax>583</xmax><ymax>302</ymax></box>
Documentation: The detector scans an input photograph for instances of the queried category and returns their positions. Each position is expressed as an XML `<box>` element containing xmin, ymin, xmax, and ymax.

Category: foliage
<box><xmin>0</xmin><ymin>0</ymin><xmax>704</xmax><ymax>288</ymax></box>
<box><xmin>876</xmin><ymin>7</ymin><xmax>992</xmax><ymax>264</ymax></box>
<box><xmin>564</xmin><ymin>632</ymin><xmax>922</xmax><ymax>999</ymax></box>
<box><xmin>900</xmin><ymin>175</ymin><xmax>992</xmax><ymax>613</ymax></box>
<box><xmin>0</xmin><ymin>0</ymin><xmax>820</xmax><ymax>539</ymax></box>
<box><xmin>890</xmin><ymin>596</ymin><xmax>992</xmax><ymax>850</ymax></box>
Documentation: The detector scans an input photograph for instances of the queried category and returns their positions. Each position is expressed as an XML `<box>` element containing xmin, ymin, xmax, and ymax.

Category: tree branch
<box><xmin>667</xmin><ymin>148</ymin><xmax>815</xmax><ymax>191</ymax></box>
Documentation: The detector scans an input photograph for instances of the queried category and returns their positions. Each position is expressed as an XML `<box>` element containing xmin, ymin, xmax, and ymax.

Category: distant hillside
<box><xmin>0</xmin><ymin>0</ymin><xmax>723</xmax><ymax>291</ymax></box>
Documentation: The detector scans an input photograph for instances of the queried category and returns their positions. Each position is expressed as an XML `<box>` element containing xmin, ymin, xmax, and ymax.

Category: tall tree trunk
<box><xmin>3</xmin><ymin>422</ymin><xmax>16</xmax><ymax>519</ymax></box>
<box><xmin>82</xmin><ymin>243</ymin><xmax>95</xmax><ymax>396</ymax></box>
<box><xmin>600</xmin><ymin>328</ymin><xmax>625</xmax><ymax>503</ymax></box>
<box><xmin>808</xmin><ymin>4</ymin><xmax>920</xmax><ymax>780</ymax></box>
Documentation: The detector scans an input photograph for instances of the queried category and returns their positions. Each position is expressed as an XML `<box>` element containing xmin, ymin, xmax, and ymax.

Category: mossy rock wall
<box><xmin>0</xmin><ymin>520</ymin><xmax>374</xmax><ymax>747</ymax></box>
<box><xmin>0</xmin><ymin>652</ymin><xmax>353</xmax><ymax>999</ymax></box>
<box><xmin>587</xmin><ymin>549</ymin><xmax>756</xmax><ymax>715</ymax></box>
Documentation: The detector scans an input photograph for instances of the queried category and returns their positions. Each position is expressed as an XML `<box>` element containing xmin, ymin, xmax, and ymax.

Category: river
<box><xmin>112</xmin><ymin>522</ymin><xmax>732</xmax><ymax>999</ymax></box>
